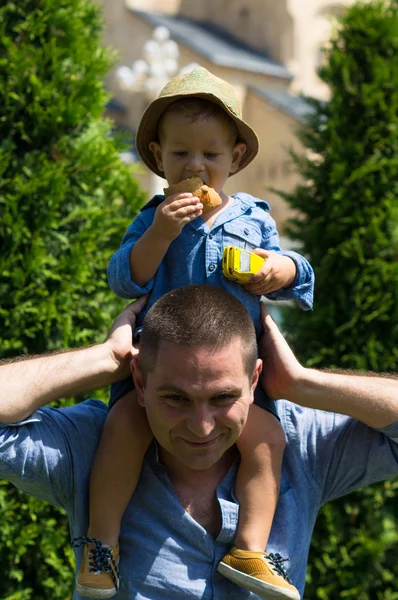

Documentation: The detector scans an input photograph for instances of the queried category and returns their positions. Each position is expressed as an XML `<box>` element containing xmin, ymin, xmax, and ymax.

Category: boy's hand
<box><xmin>152</xmin><ymin>193</ymin><xmax>203</xmax><ymax>241</ymax></box>
<box><xmin>244</xmin><ymin>249</ymin><xmax>296</xmax><ymax>295</ymax></box>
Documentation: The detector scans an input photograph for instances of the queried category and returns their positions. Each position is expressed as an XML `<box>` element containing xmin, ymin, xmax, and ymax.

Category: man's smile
<box><xmin>180</xmin><ymin>436</ymin><xmax>221</xmax><ymax>447</ymax></box>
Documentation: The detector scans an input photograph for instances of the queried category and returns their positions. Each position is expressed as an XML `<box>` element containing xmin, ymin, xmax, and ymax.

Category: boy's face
<box><xmin>149</xmin><ymin>110</ymin><xmax>246</xmax><ymax>192</ymax></box>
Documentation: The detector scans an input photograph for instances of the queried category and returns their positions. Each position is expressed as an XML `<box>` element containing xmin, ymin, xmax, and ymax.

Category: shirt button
<box><xmin>208</xmin><ymin>233</ymin><xmax>214</xmax><ymax>239</ymax></box>
<box><xmin>244</xmin><ymin>228</ymin><xmax>250</xmax><ymax>235</ymax></box>
<box><xmin>209</xmin><ymin>263</ymin><xmax>216</xmax><ymax>271</ymax></box>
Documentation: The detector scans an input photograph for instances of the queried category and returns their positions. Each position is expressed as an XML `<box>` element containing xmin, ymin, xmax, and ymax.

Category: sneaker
<box><xmin>71</xmin><ymin>537</ymin><xmax>120</xmax><ymax>599</ymax></box>
<box><xmin>217</xmin><ymin>546</ymin><xmax>300</xmax><ymax>600</ymax></box>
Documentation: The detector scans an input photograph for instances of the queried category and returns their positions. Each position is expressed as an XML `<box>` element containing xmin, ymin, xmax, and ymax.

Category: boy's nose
<box><xmin>186</xmin><ymin>153</ymin><xmax>205</xmax><ymax>172</ymax></box>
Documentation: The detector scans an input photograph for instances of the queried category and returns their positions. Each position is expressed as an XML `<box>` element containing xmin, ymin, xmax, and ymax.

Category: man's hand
<box><xmin>259</xmin><ymin>303</ymin><xmax>398</xmax><ymax>427</ymax></box>
<box><xmin>105</xmin><ymin>295</ymin><xmax>147</xmax><ymax>379</ymax></box>
<box><xmin>151</xmin><ymin>193</ymin><xmax>203</xmax><ymax>241</ymax></box>
<box><xmin>244</xmin><ymin>249</ymin><xmax>296</xmax><ymax>295</ymax></box>
<box><xmin>258</xmin><ymin>302</ymin><xmax>305</xmax><ymax>400</ymax></box>
<box><xmin>0</xmin><ymin>295</ymin><xmax>148</xmax><ymax>423</ymax></box>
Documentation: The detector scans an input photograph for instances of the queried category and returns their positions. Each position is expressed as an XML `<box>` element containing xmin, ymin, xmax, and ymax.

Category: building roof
<box><xmin>107</xmin><ymin>98</ymin><xmax>128</xmax><ymax>114</ymax></box>
<box><xmin>130</xmin><ymin>10</ymin><xmax>293</xmax><ymax>80</ymax></box>
<box><xmin>251</xmin><ymin>86</ymin><xmax>313</xmax><ymax>121</ymax></box>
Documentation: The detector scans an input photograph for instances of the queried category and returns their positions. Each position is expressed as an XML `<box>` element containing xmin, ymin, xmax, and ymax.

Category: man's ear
<box><xmin>250</xmin><ymin>359</ymin><xmax>263</xmax><ymax>401</ymax></box>
<box><xmin>149</xmin><ymin>141</ymin><xmax>164</xmax><ymax>172</ymax></box>
<box><xmin>230</xmin><ymin>142</ymin><xmax>247</xmax><ymax>174</ymax></box>
<box><xmin>131</xmin><ymin>357</ymin><xmax>145</xmax><ymax>407</ymax></box>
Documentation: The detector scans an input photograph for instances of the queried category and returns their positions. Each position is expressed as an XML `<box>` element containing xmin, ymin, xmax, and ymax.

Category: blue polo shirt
<box><xmin>1</xmin><ymin>399</ymin><xmax>397</xmax><ymax>599</ymax></box>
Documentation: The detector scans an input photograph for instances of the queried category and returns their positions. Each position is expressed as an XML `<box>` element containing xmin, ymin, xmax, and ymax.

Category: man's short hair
<box><xmin>139</xmin><ymin>285</ymin><xmax>257</xmax><ymax>379</ymax></box>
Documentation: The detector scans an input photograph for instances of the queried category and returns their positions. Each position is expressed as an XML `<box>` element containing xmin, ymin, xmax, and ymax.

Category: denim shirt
<box><xmin>1</xmin><ymin>400</ymin><xmax>398</xmax><ymax>599</ymax></box>
<box><xmin>108</xmin><ymin>193</ymin><xmax>314</xmax><ymax>335</ymax></box>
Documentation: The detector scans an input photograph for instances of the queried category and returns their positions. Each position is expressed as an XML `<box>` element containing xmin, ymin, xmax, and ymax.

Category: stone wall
<box><xmin>226</xmin><ymin>88</ymin><xmax>304</xmax><ymax>231</ymax></box>
<box><xmin>178</xmin><ymin>0</ymin><xmax>365</xmax><ymax>99</ymax></box>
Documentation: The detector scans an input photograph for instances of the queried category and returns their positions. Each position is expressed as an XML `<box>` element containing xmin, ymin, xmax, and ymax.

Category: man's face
<box><xmin>132</xmin><ymin>339</ymin><xmax>261</xmax><ymax>472</ymax></box>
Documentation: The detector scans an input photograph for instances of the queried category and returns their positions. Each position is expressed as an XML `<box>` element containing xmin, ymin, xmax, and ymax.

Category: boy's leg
<box><xmin>218</xmin><ymin>404</ymin><xmax>300</xmax><ymax>599</ymax></box>
<box><xmin>88</xmin><ymin>390</ymin><xmax>153</xmax><ymax>546</ymax></box>
<box><xmin>234</xmin><ymin>403</ymin><xmax>284</xmax><ymax>551</ymax></box>
<box><xmin>74</xmin><ymin>390</ymin><xmax>152</xmax><ymax>599</ymax></box>
<box><xmin>88</xmin><ymin>390</ymin><xmax>152</xmax><ymax>543</ymax></box>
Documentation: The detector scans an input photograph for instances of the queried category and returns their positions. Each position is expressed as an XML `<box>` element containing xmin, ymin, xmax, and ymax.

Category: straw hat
<box><xmin>135</xmin><ymin>66</ymin><xmax>259</xmax><ymax>178</ymax></box>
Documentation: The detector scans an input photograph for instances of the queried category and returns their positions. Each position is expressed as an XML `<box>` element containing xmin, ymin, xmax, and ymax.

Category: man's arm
<box><xmin>259</xmin><ymin>303</ymin><xmax>398</xmax><ymax>429</ymax></box>
<box><xmin>0</xmin><ymin>296</ymin><xmax>146</xmax><ymax>423</ymax></box>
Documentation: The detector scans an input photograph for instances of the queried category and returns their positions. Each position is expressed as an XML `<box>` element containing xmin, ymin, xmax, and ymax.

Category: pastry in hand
<box><xmin>164</xmin><ymin>177</ymin><xmax>222</xmax><ymax>214</ymax></box>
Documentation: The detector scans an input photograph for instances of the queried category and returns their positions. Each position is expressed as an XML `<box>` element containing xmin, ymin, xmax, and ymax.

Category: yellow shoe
<box><xmin>71</xmin><ymin>537</ymin><xmax>120</xmax><ymax>599</ymax></box>
<box><xmin>218</xmin><ymin>547</ymin><xmax>300</xmax><ymax>600</ymax></box>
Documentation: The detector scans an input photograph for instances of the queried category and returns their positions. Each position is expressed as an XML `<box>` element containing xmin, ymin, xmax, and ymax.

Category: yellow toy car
<box><xmin>222</xmin><ymin>246</ymin><xmax>265</xmax><ymax>285</ymax></box>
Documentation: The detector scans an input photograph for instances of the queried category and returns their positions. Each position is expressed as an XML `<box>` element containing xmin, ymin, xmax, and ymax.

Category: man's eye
<box><xmin>163</xmin><ymin>395</ymin><xmax>186</xmax><ymax>406</ymax></box>
<box><xmin>214</xmin><ymin>395</ymin><xmax>237</xmax><ymax>405</ymax></box>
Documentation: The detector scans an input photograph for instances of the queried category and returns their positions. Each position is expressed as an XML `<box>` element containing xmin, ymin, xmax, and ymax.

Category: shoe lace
<box><xmin>71</xmin><ymin>536</ymin><xmax>120</xmax><ymax>591</ymax></box>
<box><xmin>267</xmin><ymin>552</ymin><xmax>293</xmax><ymax>585</ymax></box>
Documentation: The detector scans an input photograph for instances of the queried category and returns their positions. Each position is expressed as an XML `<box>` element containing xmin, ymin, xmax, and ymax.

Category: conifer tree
<box><xmin>282</xmin><ymin>1</ymin><xmax>398</xmax><ymax>373</ymax></box>
<box><xmin>0</xmin><ymin>1</ymin><xmax>144</xmax><ymax>596</ymax></box>
<box><xmin>279</xmin><ymin>1</ymin><xmax>398</xmax><ymax>597</ymax></box>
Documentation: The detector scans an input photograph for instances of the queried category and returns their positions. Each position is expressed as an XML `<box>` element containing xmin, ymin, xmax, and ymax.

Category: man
<box><xmin>0</xmin><ymin>285</ymin><xmax>397</xmax><ymax>600</ymax></box>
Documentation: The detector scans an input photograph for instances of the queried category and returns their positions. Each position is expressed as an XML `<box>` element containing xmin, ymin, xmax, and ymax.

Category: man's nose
<box><xmin>187</xmin><ymin>405</ymin><xmax>216</xmax><ymax>437</ymax></box>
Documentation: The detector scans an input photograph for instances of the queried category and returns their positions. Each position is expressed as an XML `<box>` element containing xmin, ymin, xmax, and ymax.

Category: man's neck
<box><xmin>159</xmin><ymin>445</ymin><xmax>236</xmax><ymax>486</ymax></box>
<box><xmin>158</xmin><ymin>446</ymin><xmax>237</xmax><ymax>536</ymax></box>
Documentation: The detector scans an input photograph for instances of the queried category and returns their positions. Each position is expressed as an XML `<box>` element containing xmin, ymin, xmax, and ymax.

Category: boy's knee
<box><xmin>267</xmin><ymin>418</ymin><xmax>286</xmax><ymax>451</ymax></box>
<box><xmin>103</xmin><ymin>391</ymin><xmax>152</xmax><ymax>449</ymax></box>
<box><xmin>106</xmin><ymin>391</ymin><xmax>141</xmax><ymax>432</ymax></box>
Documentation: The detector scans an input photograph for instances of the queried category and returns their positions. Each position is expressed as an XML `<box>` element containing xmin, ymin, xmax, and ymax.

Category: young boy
<box><xmin>72</xmin><ymin>67</ymin><xmax>314</xmax><ymax>599</ymax></box>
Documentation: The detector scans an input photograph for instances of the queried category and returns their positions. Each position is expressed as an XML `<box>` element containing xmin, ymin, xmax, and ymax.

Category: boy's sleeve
<box><xmin>107</xmin><ymin>211</ymin><xmax>156</xmax><ymax>299</ymax></box>
<box><xmin>261</xmin><ymin>214</ymin><xmax>314</xmax><ymax>310</ymax></box>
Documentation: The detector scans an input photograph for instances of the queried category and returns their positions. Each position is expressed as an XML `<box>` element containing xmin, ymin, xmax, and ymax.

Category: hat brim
<box><xmin>136</xmin><ymin>92</ymin><xmax>259</xmax><ymax>179</ymax></box>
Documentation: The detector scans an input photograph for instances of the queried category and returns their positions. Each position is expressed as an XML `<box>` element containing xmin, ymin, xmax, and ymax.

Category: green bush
<box><xmin>282</xmin><ymin>1</ymin><xmax>398</xmax><ymax>371</ymax></box>
<box><xmin>279</xmin><ymin>1</ymin><xmax>398</xmax><ymax>597</ymax></box>
<box><xmin>0</xmin><ymin>1</ymin><xmax>144</xmax><ymax>597</ymax></box>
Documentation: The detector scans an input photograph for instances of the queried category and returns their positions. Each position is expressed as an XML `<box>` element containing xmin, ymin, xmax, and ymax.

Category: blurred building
<box><xmin>96</xmin><ymin>0</ymin><xmax>360</xmax><ymax>230</ymax></box>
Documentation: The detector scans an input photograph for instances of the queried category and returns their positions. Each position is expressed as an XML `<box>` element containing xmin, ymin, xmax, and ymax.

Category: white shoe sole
<box><xmin>75</xmin><ymin>580</ymin><xmax>117</xmax><ymax>599</ymax></box>
<box><xmin>217</xmin><ymin>562</ymin><xmax>300</xmax><ymax>600</ymax></box>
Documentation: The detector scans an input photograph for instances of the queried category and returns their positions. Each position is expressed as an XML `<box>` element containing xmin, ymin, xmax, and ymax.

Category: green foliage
<box><xmin>0</xmin><ymin>482</ymin><xmax>74</xmax><ymax>600</ymax></box>
<box><xmin>281</xmin><ymin>0</ymin><xmax>398</xmax><ymax>371</ymax></box>
<box><xmin>306</xmin><ymin>480</ymin><xmax>398</xmax><ymax>600</ymax></box>
<box><xmin>279</xmin><ymin>1</ymin><xmax>398</xmax><ymax>597</ymax></box>
<box><xmin>0</xmin><ymin>0</ymin><xmax>145</xmax><ymax>597</ymax></box>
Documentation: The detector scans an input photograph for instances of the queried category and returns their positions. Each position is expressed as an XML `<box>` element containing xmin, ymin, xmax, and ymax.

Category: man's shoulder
<box><xmin>0</xmin><ymin>399</ymin><xmax>108</xmax><ymax>507</ymax></box>
<box><xmin>34</xmin><ymin>399</ymin><xmax>108</xmax><ymax>472</ymax></box>
<box><xmin>38</xmin><ymin>398</ymin><xmax>108</xmax><ymax>430</ymax></box>
<box><xmin>276</xmin><ymin>400</ymin><xmax>351</xmax><ymax>493</ymax></box>
<box><xmin>0</xmin><ymin>398</ymin><xmax>107</xmax><ymax>433</ymax></box>
<box><xmin>277</xmin><ymin>400</ymin><xmax>346</xmax><ymax>445</ymax></box>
